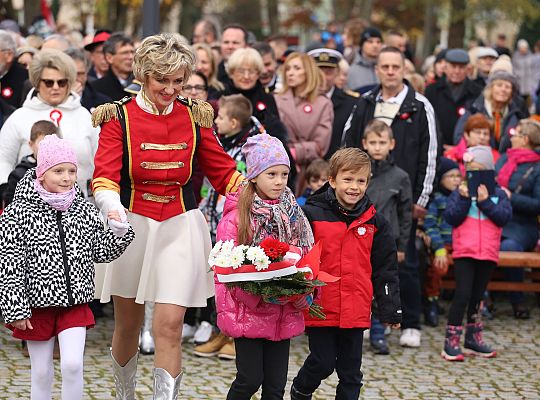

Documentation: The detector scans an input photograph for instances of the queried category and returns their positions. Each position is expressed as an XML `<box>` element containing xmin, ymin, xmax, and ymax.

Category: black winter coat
<box><xmin>91</xmin><ymin>70</ymin><xmax>133</xmax><ymax>101</ymax></box>
<box><xmin>325</xmin><ymin>87</ymin><xmax>359</xmax><ymax>159</ymax></box>
<box><xmin>344</xmin><ymin>83</ymin><xmax>438</xmax><ymax>208</ymax></box>
<box><xmin>425</xmin><ymin>76</ymin><xmax>482</xmax><ymax>147</ymax></box>
<box><xmin>366</xmin><ymin>159</ymin><xmax>412</xmax><ymax>252</ymax></box>
<box><xmin>0</xmin><ymin>62</ymin><xmax>28</xmax><ymax>108</ymax></box>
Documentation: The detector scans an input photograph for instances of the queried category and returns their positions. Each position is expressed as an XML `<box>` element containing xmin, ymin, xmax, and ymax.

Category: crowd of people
<box><xmin>0</xmin><ymin>14</ymin><xmax>539</xmax><ymax>400</ymax></box>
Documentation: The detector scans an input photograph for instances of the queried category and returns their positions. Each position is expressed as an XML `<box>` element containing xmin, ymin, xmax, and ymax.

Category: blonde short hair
<box><xmin>133</xmin><ymin>33</ymin><xmax>194</xmax><ymax>83</ymax></box>
<box><xmin>329</xmin><ymin>148</ymin><xmax>371</xmax><ymax>179</ymax></box>
<box><xmin>226</xmin><ymin>48</ymin><xmax>264</xmax><ymax>76</ymax></box>
<box><xmin>280</xmin><ymin>52</ymin><xmax>323</xmax><ymax>104</ymax></box>
<box><xmin>29</xmin><ymin>49</ymin><xmax>76</xmax><ymax>92</ymax></box>
<box><xmin>518</xmin><ymin>118</ymin><xmax>540</xmax><ymax>148</ymax></box>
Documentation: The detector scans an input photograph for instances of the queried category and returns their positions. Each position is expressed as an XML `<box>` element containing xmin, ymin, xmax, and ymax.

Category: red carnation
<box><xmin>260</xmin><ymin>238</ymin><xmax>290</xmax><ymax>261</ymax></box>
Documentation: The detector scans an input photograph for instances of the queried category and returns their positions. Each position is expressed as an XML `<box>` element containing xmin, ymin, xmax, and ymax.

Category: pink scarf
<box><xmin>34</xmin><ymin>180</ymin><xmax>76</xmax><ymax>211</ymax></box>
<box><xmin>497</xmin><ymin>148</ymin><xmax>540</xmax><ymax>188</ymax></box>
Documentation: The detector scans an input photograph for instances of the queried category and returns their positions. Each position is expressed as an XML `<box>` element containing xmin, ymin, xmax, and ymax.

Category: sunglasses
<box><xmin>41</xmin><ymin>79</ymin><xmax>69</xmax><ymax>88</ymax></box>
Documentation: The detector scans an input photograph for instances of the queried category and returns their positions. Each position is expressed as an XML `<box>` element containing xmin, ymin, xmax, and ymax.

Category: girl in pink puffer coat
<box><xmin>215</xmin><ymin>134</ymin><xmax>314</xmax><ymax>400</ymax></box>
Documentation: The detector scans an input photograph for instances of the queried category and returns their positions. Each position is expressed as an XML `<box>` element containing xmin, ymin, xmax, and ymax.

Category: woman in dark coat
<box><xmin>495</xmin><ymin>118</ymin><xmax>540</xmax><ymax>319</ymax></box>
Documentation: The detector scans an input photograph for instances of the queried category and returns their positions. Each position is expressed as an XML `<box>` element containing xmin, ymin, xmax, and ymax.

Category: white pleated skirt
<box><xmin>94</xmin><ymin>209</ymin><xmax>214</xmax><ymax>307</ymax></box>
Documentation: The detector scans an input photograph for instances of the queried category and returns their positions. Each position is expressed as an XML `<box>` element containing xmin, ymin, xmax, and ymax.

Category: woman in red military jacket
<box><xmin>91</xmin><ymin>33</ymin><xmax>243</xmax><ymax>399</ymax></box>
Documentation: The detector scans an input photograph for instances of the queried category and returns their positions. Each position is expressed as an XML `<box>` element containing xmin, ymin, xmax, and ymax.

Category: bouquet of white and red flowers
<box><xmin>209</xmin><ymin>238</ymin><xmax>338</xmax><ymax>319</ymax></box>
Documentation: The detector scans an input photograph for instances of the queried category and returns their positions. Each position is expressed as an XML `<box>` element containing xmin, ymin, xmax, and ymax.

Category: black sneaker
<box><xmin>370</xmin><ymin>338</ymin><xmax>390</xmax><ymax>355</ymax></box>
<box><xmin>290</xmin><ymin>384</ymin><xmax>312</xmax><ymax>400</ymax></box>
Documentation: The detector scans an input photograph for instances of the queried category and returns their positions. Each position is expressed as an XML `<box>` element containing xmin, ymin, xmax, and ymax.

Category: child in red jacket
<box><xmin>290</xmin><ymin>148</ymin><xmax>402</xmax><ymax>400</ymax></box>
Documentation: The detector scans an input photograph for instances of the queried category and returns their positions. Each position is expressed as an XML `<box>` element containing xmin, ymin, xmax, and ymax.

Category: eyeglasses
<box><xmin>41</xmin><ymin>79</ymin><xmax>69</xmax><ymax>88</ymax></box>
<box><xmin>183</xmin><ymin>85</ymin><xmax>207</xmax><ymax>93</ymax></box>
<box><xmin>234</xmin><ymin>68</ymin><xmax>258</xmax><ymax>77</ymax></box>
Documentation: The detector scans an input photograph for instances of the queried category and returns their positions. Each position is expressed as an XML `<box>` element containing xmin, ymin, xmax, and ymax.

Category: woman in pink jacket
<box><xmin>215</xmin><ymin>134</ymin><xmax>314</xmax><ymax>400</ymax></box>
<box><xmin>274</xmin><ymin>52</ymin><xmax>334</xmax><ymax>196</ymax></box>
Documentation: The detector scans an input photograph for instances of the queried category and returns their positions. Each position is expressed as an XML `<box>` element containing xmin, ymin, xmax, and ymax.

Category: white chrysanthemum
<box><xmin>246</xmin><ymin>246</ymin><xmax>265</xmax><ymax>262</ymax></box>
<box><xmin>220</xmin><ymin>240</ymin><xmax>235</xmax><ymax>255</ymax></box>
<box><xmin>208</xmin><ymin>241</ymin><xmax>223</xmax><ymax>266</ymax></box>
<box><xmin>230</xmin><ymin>246</ymin><xmax>247</xmax><ymax>269</ymax></box>
<box><xmin>214</xmin><ymin>253</ymin><xmax>231</xmax><ymax>268</ymax></box>
<box><xmin>253</xmin><ymin>254</ymin><xmax>270</xmax><ymax>271</ymax></box>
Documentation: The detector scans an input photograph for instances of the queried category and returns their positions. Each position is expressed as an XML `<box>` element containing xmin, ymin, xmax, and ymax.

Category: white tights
<box><xmin>27</xmin><ymin>327</ymin><xmax>86</xmax><ymax>400</ymax></box>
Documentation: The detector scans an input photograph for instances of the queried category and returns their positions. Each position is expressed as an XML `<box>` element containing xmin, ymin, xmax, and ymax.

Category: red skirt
<box><xmin>7</xmin><ymin>303</ymin><xmax>95</xmax><ymax>341</ymax></box>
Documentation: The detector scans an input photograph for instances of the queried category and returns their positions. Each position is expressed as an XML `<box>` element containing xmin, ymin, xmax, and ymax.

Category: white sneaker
<box><xmin>182</xmin><ymin>323</ymin><xmax>197</xmax><ymax>342</ymax></box>
<box><xmin>399</xmin><ymin>328</ymin><xmax>421</xmax><ymax>348</ymax></box>
<box><xmin>193</xmin><ymin>321</ymin><xmax>214</xmax><ymax>344</ymax></box>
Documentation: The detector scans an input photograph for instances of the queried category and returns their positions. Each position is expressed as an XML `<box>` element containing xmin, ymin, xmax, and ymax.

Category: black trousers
<box><xmin>227</xmin><ymin>337</ymin><xmax>290</xmax><ymax>400</ymax></box>
<box><xmin>184</xmin><ymin>297</ymin><xmax>215</xmax><ymax>326</ymax></box>
<box><xmin>399</xmin><ymin>220</ymin><xmax>422</xmax><ymax>329</ymax></box>
<box><xmin>447</xmin><ymin>257</ymin><xmax>496</xmax><ymax>326</ymax></box>
<box><xmin>292</xmin><ymin>327</ymin><xmax>364</xmax><ymax>400</ymax></box>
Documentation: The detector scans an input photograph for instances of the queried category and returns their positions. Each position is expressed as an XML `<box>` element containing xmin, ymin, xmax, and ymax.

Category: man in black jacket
<box><xmin>308</xmin><ymin>47</ymin><xmax>359</xmax><ymax>159</ymax></box>
<box><xmin>0</xmin><ymin>31</ymin><xmax>28</xmax><ymax>108</ymax></box>
<box><xmin>345</xmin><ymin>46</ymin><xmax>438</xmax><ymax>348</ymax></box>
<box><xmin>91</xmin><ymin>33</ymin><xmax>134</xmax><ymax>101</ymax></box>
<box><xmin>425</xmin><ymin>49</ymin><xmax>482</xmax><ymax>149</ymax></box>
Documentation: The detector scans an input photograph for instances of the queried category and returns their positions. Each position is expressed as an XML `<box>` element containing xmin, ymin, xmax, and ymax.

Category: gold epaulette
<box><xmin>177</xmin><ymin>96</ymin><xmax>214</xmax><ymax>128</ymax></box>
<box><xmin>91</xmin><ymin>96</ymin><xmax>132</xmax><ymax>128</ymax></box>
<box><xmin>344</xmin><ymin>88</ymin><xmax>360</xmax><ymax>98</ymax></box>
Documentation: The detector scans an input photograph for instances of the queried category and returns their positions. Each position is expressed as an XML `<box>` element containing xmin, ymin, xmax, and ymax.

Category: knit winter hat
<box><xmin>438</xmin><ymin>157</ymin><xmax>459</xmax><ymax>181</ymax></box>
<box><xmin>359</xmin><ymin>27</ymin><xmax>382</xmax><ymax>47</ymax></box>
<box><xmin>463</xmin><ymin>145</ymin><xmax>494</xmax><ymax>170</ymax></box>
<box><xmin>37</xmin><ymin>135</ymin><xmax>78</xmax><ymax>177</ymax></box>
<box><xmin>489</xmin><ymin>54</ymin><xmax>512</xmax><ymax>75</ymax></box>
<box><xmin>241</xmin><ymin>134</ymin><xmax>290</xmax><ymax>179</ymax></box>
<box><xmin>487</xmin><ymin>70</ymin><xmax>519</xmax><ymax>93</ymax></box>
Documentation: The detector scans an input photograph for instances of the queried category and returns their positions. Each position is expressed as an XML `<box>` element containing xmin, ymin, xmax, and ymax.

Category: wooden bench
<box><xmin>441</xmin><ymin>251</ymin><xmax>540</xmax><ymax>292</ymax></box>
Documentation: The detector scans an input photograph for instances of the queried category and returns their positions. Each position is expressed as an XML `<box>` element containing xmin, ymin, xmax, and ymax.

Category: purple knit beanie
<box><xmin>36</xmin><ymin>135</ymin><xmax>78</xmax><ymax>177</ymax></box>
<box><xmin>241</xmin><ymin>134</ymin><xmax>290</xmax><ymax>179</ymax></box>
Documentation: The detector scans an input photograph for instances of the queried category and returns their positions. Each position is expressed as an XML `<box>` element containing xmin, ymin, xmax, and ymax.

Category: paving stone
<box><xmin>1</xmin><ymin>300</ymin><xmax>539</xmax><ymax>399</ymax></box>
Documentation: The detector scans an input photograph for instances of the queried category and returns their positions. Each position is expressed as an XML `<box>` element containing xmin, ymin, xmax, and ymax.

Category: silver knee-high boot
<box><xmin>111</xmin><ymin>350</ymin><xmax>138</xmax><ymax>400</ymax></box>
<box><xmin>140</xmin><ymin>302</ymin><xmax>155</xmax><ymax>355</ymax></box>
<box><xmin>153</xmin><ymin>368</ymin><xmax>183</xmax><ymax>400</ymax></box>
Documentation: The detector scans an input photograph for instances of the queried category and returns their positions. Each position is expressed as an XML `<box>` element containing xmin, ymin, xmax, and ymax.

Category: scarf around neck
<box><xmin>497</xmin><ymin>148</ymin><xmax>540</xmax><ymax>188</ymax></box>
<box><xmin>34</xmin><ymin>179</ymin><xmax>76</xmax><ymax>211</ymax></box>
<box><xmin>250</xmin><ymin>186</ymin><xmax>314</xmax><ymax>254</ymax></box>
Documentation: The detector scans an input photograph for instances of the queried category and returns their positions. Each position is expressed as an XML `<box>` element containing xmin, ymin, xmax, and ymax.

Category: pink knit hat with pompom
<box><xmin>36</xmin><ymin>135</ymin><xmax>78</xmax><ymax>177</ymax></box>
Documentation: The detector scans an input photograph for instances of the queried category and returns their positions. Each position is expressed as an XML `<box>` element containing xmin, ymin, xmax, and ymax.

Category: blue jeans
<box><xmin>500</xmin><ymin>238</ymin><xmax>526</xmax><ymax>304</ymax></box>
<box><xmin>370</xmin><ymin>317</ymin><xmax>385</xmax><ymax>342</ymax></box>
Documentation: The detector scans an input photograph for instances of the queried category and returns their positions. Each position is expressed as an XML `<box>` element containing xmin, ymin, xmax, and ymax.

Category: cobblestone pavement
<box><xmin>1</xmin><ymin>300</ymin><xmax>539</xmax><ymax>399</ymax></box>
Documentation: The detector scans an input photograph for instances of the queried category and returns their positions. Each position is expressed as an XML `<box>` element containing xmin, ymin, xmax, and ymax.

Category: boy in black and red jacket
<box><xmin>291</xmin><ymin>147</ymin><xmax>402</xmax><ymax>400</ymax></box>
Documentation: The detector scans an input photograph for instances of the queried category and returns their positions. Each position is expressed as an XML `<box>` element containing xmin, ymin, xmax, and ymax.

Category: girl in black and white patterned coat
<box><xmin>0</xmin><ymin>135</ymin><xmax>134</xmax><ymax>400</ymax></box>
